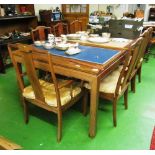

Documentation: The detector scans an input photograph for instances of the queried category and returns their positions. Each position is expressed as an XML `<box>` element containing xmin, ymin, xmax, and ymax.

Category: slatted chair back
<box><xmin>8</xmin><ymin>43</ymin><xmax>63</xmax><ymax>109</ymax></box>
<box><xmin>69</xmin><ymin>20</ymin><xmax>82</xmax><ymax>33</ymax></box>
<box><xmin>128</xmin><ymin>30</ymin><xmax>150</xmax><ymax>92</ymax></box>
<box><xmin>133</xmin><ymin>30</ymin><xmax>149</xmax><ymax>70</ymax></box>
<box><xmin>139</xmin><ymin>29</ymin><xmax>150</xmax><ymax>58</ymax></box>
<box><xmin>148</xmin><ymin>27</ymin><xmax>153</xmax><ymax>42</ymax></box>
<box><xmin>115</xmin><ymin>37</ymin><xmax>143</xmax><ymax>96</ymax></box>
<box><xmin>53</xmin><ymin>22</ymin><xmax>69</xmax><ymax>37</ymax></box>
<box><xmin>8</xmin><ymin>43</ymin><xmax>29</xmax><ymax>92</ymax></box>
<box><xmin>31</xmin><ymin>26</ymin><xmax>52</xmax><ymax>42</ymax></box>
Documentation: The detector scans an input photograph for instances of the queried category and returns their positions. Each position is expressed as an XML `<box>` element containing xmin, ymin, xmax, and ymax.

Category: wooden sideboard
<box><xmin>0</xmin><ymin>15</ymin><xmax>37</xmax><ymax>34</ymax></box>
<box><xmin>0</xmin><ymin>15</ymin><xmax>38</xmax><ymax>73</ymax></box>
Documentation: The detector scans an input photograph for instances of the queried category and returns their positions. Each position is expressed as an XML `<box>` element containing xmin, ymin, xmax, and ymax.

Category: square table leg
<box><xmin>89</xmin><ymin>77</ymin><xmax>99</xmax><ymax>137</ymax></box>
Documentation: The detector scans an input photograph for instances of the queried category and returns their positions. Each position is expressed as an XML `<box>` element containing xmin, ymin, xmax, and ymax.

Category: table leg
<box><xmin>89</xmin><ymin>77</ymin><xmax>99</xmax><ymax>137</ymax></box>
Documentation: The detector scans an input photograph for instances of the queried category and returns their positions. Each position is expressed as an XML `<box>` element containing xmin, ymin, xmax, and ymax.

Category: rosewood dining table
<box><xmin>33</xmin><ymin>38</ymin><xmax>133</xmax><ymax>138</ymax></box>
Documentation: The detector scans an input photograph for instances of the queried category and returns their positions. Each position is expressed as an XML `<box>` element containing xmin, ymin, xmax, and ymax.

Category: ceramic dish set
<box><xmin>34</xmin><ymin>40</ymin><xmax>81</xmax><ymax>55</ymax></box>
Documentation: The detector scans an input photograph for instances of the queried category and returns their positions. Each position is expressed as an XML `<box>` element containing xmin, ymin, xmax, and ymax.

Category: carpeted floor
<box><xmin>0</xmin><ymin>47</ymin><xmax>155</xmax><ymax>150</ymax></box>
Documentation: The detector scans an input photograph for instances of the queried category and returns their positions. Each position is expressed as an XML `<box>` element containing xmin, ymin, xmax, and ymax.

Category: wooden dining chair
<box><xmin>8</xmin><ymin>43</ymin><xmax>85</xmax><ymax>142</ymax></box>
<box><xmin>69</xmin><ymin>20</ymin><xmax>82</xmax><ymax>33</ymax></box>
<box><xmin>52</xmin><ymin>22</ymin><xmax>69</xmax><ymax>37</ymax></box>
<box><xmin>130</xmin><ymin>30</ymin><xmax>150</xmax><ymax>93</ymax></box>
<box><xmin>31</xmin><ymin>26</ymin><xmax>52</xmax><ymax>42</ymax></box>
<box><xmin>84</xmin><ymin>38</ymin><xmax>143</xmax><ymax>127</ymax></box>
<box><xmin>144</xmin><ymin>27</ymin><xmax>154</xmax><ymax>62</ymax></box>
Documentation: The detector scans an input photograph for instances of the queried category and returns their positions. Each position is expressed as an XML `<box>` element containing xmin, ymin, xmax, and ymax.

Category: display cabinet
<box><xmin>0</xmin><ymin>4</ymin><xmax>37</xmax><ymax>73</ymax></box>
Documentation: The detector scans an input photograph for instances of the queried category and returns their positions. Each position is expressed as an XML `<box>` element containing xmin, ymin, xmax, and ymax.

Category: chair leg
<box><xmin>131</xmin><ymin>75</ymin><xmax>136</xmax><ymax>93</ymax></box>
<box><xmin>22</xmin><ymin>98</ymin><xmax>29</xmax><ymax>124</ymax></box>
<box><xmin>144</xmin><ymin>52</ymin><xmax>149</xmax><ymax>63</ymax></box>
<box><xmin>82</xmin><ymin>89</ymin><xmax>89</xmax><ymax>116</ymax></box>
<box><xmin>57</xmin><ymin>111</ymin><xmax>62</xmax><ymax>142</ymax></box>
<box><xmin>124</xmin><ymin>87</ymin><xmax>128</xmax><ymax>110</ymax></box>
<box><xmin>137</xmin><ymin>66</ymin><xmax>142</xmax><ymax>83</ymax></box>
<box><xmin>112</xmin><ymin>99</ymin><xmax>117</xmax><ymax>127</ymax></box>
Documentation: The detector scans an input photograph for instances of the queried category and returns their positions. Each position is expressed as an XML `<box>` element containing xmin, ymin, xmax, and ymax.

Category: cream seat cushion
<box><xmin>23</xmin><ymin>79</ymin><xmax>81</xmax><ymax>107</ymax></box>
<box><xmin>84</xmin><ymin>65</ymin><xmax>123</xmax><ymax>94</ymax></box>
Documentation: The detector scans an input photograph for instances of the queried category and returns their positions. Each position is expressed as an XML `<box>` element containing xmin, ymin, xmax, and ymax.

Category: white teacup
<box><xmin>102</xmin><ymin>33</ymin><xmax>111</xmax><ymax>38</ymax></box>
<box><xmin>48</xmin><ymin>34</ymin><xmax>55</xmax><ymax>43</ymax></box>
<box><xmin>61</xmin><ymin>34</ymin><xmax>67</xmax><ymax>43</ymax></box>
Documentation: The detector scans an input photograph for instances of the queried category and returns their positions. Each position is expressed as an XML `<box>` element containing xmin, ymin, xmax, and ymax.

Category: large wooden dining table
<box><xmin>34</xmin><ymin>38</ymin><xmax>133</xmax><ymax>138</ymax></box>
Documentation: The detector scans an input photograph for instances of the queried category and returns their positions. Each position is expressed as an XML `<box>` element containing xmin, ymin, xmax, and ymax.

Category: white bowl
<box><xmin>66</xmin><ymin>34</ymin><xmax>81</xmax><ymax>40</ymax></box>
<box><xmin>65</xmin><ymin>47</ymin><xmax>81</xmax><ymax>55</ymax></box>
<box><xmin>34</xmin><ymin>41</ymin><xmax>45</xmax><ymax>46</ymax></box>
<box><xmin>76</xmin><ymin>31</ymin><xmax>89</xmax><ymax>35</ymax></box>
<box><xmin>55</xmin><ymin>43</ymin><xmax>69</xmax><ymax>50</ymax></box>
<box><xmin>43</xmin><ymin>43</ymin><xmax>53</xmax><ymax>49</ymax></box>
<box><xmin>102</xmin><ymin>33</ymin><xmax>111</xmax><ymax>38</ymax></box>
<box><xmin>34</xmin><ymin>41</ymin><xmax>42</xmax><ymax>46</ymax></box>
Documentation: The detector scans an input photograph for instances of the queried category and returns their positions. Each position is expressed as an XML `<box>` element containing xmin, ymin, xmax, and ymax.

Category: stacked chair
<box><xmin>31</xmin><ymin>26</ymin><xmax>52</xmax><ymax>79</ymax></box>
<box><xmin>8</xmin><ymin>43</ymin><xmax>85</xmax><ymax>142</ymax></box>
<box><xmin>31</xmin><ymin>26</ymin><xmax>52</xmax><ymax>42</ymax></box>
<box><xmin>52</xmin><ymin>22</ymin><xmax>69</xmax><ymax>37</ymax></box>
<box><xmin>144</xmin><ymin>27</ymin><xmax>154</xmax><ymax>62</ymax></box>
<box><xmin>130</xmin><ymin>28</ymin><xmax>152</xmax><ymax>93</ymax></box>
<box><xmin>69</xmin><ymin>20</ymin><xmax>83</xmax><ymax>33</ymax></box>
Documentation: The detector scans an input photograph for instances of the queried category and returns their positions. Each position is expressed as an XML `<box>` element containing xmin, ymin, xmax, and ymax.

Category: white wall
<box><xmin>144</xmin><ymin>4</ymin><xmax>151</xmax><ymax>21</ymax></box>
<box><xmin>89</xmin><ymin>4</ymin><xmax>98</xmax><ymax>14</ymax></box>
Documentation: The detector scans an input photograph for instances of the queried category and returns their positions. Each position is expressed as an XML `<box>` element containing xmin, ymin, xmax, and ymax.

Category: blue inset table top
<box><xmin>36</xmin><ymin>45</ymin><xmax>120</xmax><ymax>65</ymax></box>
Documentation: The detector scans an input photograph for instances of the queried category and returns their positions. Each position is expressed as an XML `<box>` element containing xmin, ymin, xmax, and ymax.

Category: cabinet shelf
<box><xmin>0</xmin><ymin>15</ymin><xmax>36</xmax><ymax>21</ymax></box>
<box><xmin>0</xmin><ymin>4</ymin><xmax>37</xmax><ymax>73</ymax></box>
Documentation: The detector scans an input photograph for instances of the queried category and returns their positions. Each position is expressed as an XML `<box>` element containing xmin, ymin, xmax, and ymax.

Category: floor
<box><xmin>0</xmin><ymin>48</ymin><xmax>155</xmax><ymax>150</ymax></box>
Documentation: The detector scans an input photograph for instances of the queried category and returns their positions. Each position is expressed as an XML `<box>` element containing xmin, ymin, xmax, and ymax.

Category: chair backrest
<box><xmin>53</xmin><ymin>22</ymin><xmax>69</xmax><ymax>37</ymax></box>
<box><xmin>8</xmin><ymin>43</ymin><xmax>62</xmax><ymax>108</ymax></box>
<box><xmin>115</xmin><ymin>37</ymin><xmax>143</xmax><ymax>96</ymax></box>
<box><xmin>134</xmin><ymin>29</ymin><xmax>149</xmax><ymax>67</ymax></box>
<box><xmin>148</xmin><ymin>27</ymin><xmax>153</xmax><ymax>42</ymax></box>
<box><xmin>31</xmin><ymin>26</ymin><xmax>52</xmax><ymax>42</ymax></box>
<box><xmin>69</xmin><ymin>20</ymin><xmax>82</xmax><ymax>33</ymax></box>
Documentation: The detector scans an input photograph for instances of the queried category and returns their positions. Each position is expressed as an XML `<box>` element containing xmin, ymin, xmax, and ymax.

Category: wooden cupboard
<box><xmin>62</xmin><ymin>4</ymin><xmax>89</xmax><ymax>31</ymax></box>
